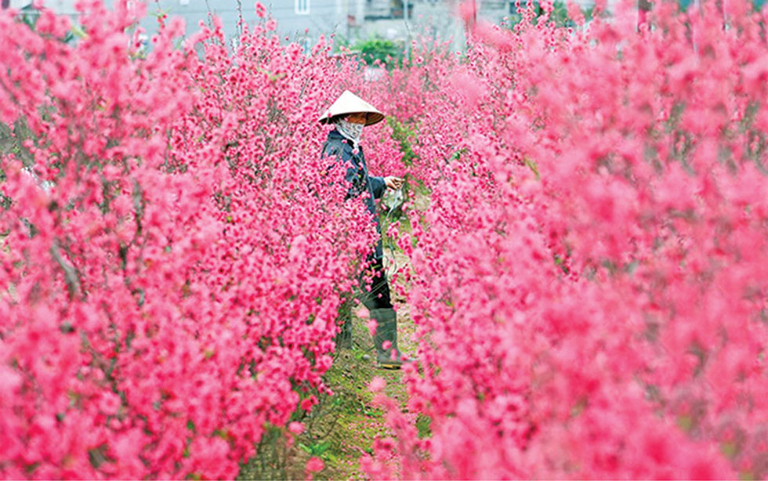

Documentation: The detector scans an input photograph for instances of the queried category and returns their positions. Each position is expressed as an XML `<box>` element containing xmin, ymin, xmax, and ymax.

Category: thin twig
<box><xmin>203</xmin><ymin>0</ymin><xmax>214</xmax><ymax>31</ymax></box>
<box><xmin>236</xmin><ymin>0</ymin><xmax>243</xmax><ymax>40</ymax></box>
<box><xmin>51</xmin><ymin>239</ymin><xmax>82</xmax><ymax>300</ymax></box>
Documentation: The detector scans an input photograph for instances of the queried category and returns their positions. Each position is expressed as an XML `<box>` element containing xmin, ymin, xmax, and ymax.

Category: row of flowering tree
<box><xmin>362</xmin><ymin>0</ymin><xmax>768</xmax><ymax>478</ymax></box>
<box><xmin>0</xmin><ymin>1</ymin><xmax>413</xmax><ymax>477</ymax></box>
<box><xmin>3</xmin><ymin>0</ymin><xmax>768</xmax><ymax>478</ymax></box>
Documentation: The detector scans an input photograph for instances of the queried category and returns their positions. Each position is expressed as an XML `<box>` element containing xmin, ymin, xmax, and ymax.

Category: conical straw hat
<box><xmin>318</xmin><ymin>90</ymin><xmax>385</xmax><ymax>126</ymax></box>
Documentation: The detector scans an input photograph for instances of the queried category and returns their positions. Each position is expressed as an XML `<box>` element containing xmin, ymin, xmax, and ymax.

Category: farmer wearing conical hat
<box><xmin>319</xmin><ymin>90</ymin><xmax>408</xmax><ymax>370</ymax></box>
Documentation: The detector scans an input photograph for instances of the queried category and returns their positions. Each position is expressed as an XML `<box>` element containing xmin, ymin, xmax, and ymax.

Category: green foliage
<box><xmin>506</xmin><ymin>1</ymin><xmax>594</xmax><ymax>28</ymax></box>
<box><xmin>351</xmin><ymin>37</ymin><xmax>403</xmax><ymax>69</ymax></box>
<box><xmin>379</xmin><ymin>117</ymin><xmax>420</xmax><ymax>224</ymax></box>
<box><xmin>416</xmin><ymin>414</ymin><xmax>432</xmax><ymax>439</ymax></box>
<box><xmin>523</xmin><ymin>157</ymin><xmax>540</xmax><ymax>180</ymax></box>
<box><xmin>298</xmin><ymin>440</ymin><xmax>331</xmax><ymax>458</ymax></box>
<box><xmin>387</xmin><ymin>117</ymin><xmax>418</xmax><ymax>168</ymax></box>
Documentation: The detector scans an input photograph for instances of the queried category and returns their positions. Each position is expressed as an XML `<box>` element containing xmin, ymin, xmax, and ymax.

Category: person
<box><xmin>319</xmin><ymin>90</ymin><xmax>408</xmax><ymax>370</ymax></box>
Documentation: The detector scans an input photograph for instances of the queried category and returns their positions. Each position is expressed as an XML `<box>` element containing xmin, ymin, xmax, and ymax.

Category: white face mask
<box><xmin>336</xmin><ymin>118</ymin><xmax>364</xmax><ymax>145</ymax></box>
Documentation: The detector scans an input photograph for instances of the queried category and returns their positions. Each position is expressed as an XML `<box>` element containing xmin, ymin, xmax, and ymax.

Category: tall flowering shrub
<box><xmin>366</xmin><ymin>0</ymin><xmax>768</xmax><ymax>478</ymax></box>
<box><xmin>0</xmin><ymin>2</ymin><xmax>385</xmax><ymax>478</ymax></box>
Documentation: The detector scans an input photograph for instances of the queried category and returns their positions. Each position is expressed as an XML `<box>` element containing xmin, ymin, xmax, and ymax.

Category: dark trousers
<box><xmin>337</xmin><ymin>255</ymin><xmax>393</xmax><ymax>350</ymax></box>
<box><xmin>360</xmin><ymin>255</ymin><xmax>393</xmax><ymax>310</ymax></box>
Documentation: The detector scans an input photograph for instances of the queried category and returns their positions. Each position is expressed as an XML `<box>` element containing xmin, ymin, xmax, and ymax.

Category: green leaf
<box><xmin>70</xmin><ymin>24</ymin><xmax>87</xmax><ymax>39</ymax></box>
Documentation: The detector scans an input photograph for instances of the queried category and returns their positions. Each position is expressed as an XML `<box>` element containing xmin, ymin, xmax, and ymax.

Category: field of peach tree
<box><xmin>2</xmin><ymin>0</ymin><xmax>768</xmax><ymax>478</ymax></box>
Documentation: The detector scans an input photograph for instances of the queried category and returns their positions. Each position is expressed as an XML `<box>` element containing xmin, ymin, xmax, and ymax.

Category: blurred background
<box><xmin>1</xmin><ymin>0</ymin><xmax>603</xmax><ymax>53</ymax></box>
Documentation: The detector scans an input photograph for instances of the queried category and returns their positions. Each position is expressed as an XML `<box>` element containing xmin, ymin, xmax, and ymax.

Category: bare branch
<box><xmin>236</xmin><ymin>0</ymin><xmax>243</xmax><ymax>40</ymax></box>
<box><xmin>51</xmin><ymin>239</ymin><xmax>82</xmax><ymax>300</ymax></box>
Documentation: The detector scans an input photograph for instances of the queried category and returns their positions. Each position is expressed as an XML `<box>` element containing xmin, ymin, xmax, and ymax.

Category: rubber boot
<box><xmin>370</xmin><ymin>308</ymin><xmax>409</xmax><ymax>369</ymax></box>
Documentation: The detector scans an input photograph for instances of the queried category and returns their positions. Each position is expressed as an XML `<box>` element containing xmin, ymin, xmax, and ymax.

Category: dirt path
<box><xmin>237</xmin><ymin>243</ymin><xmax>417</xmax><ymax>481</ymax></box>
<box><xmin>316</xmin><ymin>246</ymin><xmax>417</xmax><ymax>480</ymax></box>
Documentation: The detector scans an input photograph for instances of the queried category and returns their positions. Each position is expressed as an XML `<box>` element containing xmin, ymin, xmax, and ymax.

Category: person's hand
<box><xmin>384</xmin><ymin>176</ymin><xmax>404</xmax><ymax>190</ymax></box>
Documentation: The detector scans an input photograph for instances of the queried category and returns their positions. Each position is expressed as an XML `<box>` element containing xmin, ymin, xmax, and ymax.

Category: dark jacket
<box><xmin>322</xmin><ymin>128</ymin><xmax>385</xmax><ymax>260</ymax></box>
